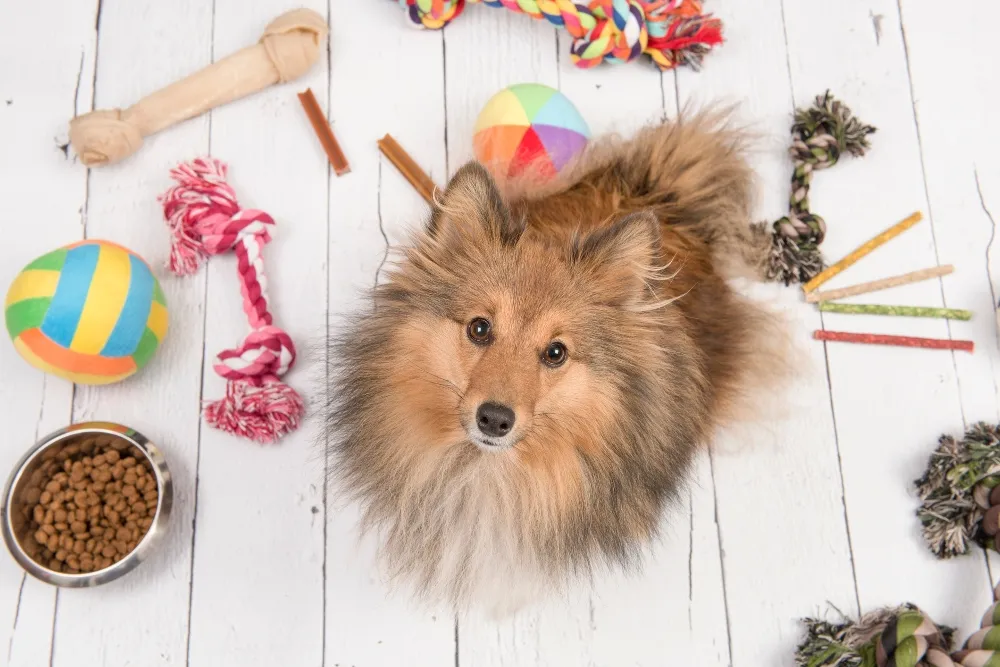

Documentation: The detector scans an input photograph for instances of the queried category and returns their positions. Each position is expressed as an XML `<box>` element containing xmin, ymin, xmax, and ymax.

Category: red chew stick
<box><xmin>813</xmin><ymin>330</ymin><xmax>974</xmax><ymax>352</ymax></box>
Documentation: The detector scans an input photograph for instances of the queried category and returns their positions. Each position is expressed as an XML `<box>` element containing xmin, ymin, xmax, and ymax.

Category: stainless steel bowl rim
<box><xmin>0</xmin><ymin>421</ymin><xmax>173</xmax><ymax>588</ymax></box>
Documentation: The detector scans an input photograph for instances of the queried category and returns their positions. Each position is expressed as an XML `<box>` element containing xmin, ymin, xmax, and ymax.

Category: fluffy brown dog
<box><xmin>327</xmin><ymin>112</ymin><xmax>789</xmax><ymax>615</ymax></box>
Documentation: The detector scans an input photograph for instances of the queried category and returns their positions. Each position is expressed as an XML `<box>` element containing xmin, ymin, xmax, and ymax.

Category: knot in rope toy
<box><xmin>759</xmin><ymin>91</ymin><xmax>876</xmax><ymax>285</ymax></box>
<box><xmin>160</xmin><ymin>158</ymin><xmax>303</xmax><ymax>444</ymax></box>
<box><xmin>397</xmin><ymin>0</ymin><xmax>723</xmax><ymax>71</ymax></box>
<box><xmin>915</xmin><ymin>422</ymin><xmax>1000</xmax><ymax>559</ymax></box>
<box><xmin>795</xmin><ymin>581</ymin><xmax>1000</xmax><ymax>666</ymax></box>
<box><xmin>795</xmin><ymin>605</ymin><xmax>955</xmax><ymax>667</ymax></box>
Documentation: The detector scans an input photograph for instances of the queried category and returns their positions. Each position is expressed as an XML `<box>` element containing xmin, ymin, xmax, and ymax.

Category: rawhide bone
<box><xmin>68</xmin><ymin>8</ymin><xmax>328</xmax><ymax>167</ymax></box>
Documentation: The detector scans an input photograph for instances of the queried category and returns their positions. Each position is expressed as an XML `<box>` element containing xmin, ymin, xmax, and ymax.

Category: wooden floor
<box><xmin>2</xmin><ymin>0</ymin><xmax>999</xmax><ymax>665</ymax></box>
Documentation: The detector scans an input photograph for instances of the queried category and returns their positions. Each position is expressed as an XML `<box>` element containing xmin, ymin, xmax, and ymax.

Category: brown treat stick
<box><xmin>377</xmin><ymin>134</ymin><xmax>439</xmax><ymax>206</ymax></box>
<box><xmin>805</xmin><ymin>265</ymin><xmax>954</xmax><ymax>303</ymax></box>
<box><xmin>297</xmin><ymin>88</ymin><xmax>350</xmax><ymax>176</ymax></box>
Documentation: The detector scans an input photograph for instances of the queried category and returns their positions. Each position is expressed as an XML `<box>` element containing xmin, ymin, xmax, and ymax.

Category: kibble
<box><xmin>17</xmin><ymin>437</ymin><xmax>158</xmax><ymax>573</ymax></box>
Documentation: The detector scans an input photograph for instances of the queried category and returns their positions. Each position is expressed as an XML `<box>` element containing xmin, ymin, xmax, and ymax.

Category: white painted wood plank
<box><xmin>675</xmin><ymin>1</ymin><xmax>860</xmax><ymax>664</ymax></box>
<box><xmin>897</xmin><ymin>0</ymin><xmax>1000</xmax><ymax>614</ymax></box>
<box><xmin>324</xmin><ymin>2</ymin><xmax>456</xmax><ymax>666</ymax></box>
<box><xmin>46</xmin><ymin>0</ymin><xmax>211</xmax><ymax>665</ymax></box>
<box><xmin>781</xmin><ymin>0</ymin><xmax>989</xmax><ymax>643</ymax></box>
<box><xmin>896</xmin><ymin>0</ymin><xmax>1000</xmax><ymax>426</ymax></box>
<box><xmin>0</xmin><ymin>0</ymin><xmax>98</xmax><ymax>660</ymax></box>
<box><xmin>184</xmin><ymin>1</ymin><xmax>326</xmax><ymax>665</ymax></box>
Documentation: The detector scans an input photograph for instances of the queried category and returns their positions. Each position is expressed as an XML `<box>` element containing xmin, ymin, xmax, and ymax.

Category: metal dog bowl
<box><xmin>1</xmin><ymin>422</ymin><xmax>172</xmax><ymax>588</ymax></box>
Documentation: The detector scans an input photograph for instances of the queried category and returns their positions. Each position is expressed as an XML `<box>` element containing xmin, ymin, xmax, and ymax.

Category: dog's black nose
<box><xmin>476</xmin><ymin>402</ymin><xmax>515</xmax><ymax>438</ymax></box>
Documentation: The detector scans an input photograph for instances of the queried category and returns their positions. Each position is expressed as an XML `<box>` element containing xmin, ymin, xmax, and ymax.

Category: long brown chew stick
<box><xmin>377</xmin><ymin>134</ymin><xmax>439</xmax><ymax>206</ymax></box>
<box><xmin>805</xmin><ymin>265</ymin><xmax>954</xmax><ymax>303</ymax></box>
<box><xmin>297</xmin><ymin>88</ymin><xmax>349</xmax><ymax>176</ymax></box>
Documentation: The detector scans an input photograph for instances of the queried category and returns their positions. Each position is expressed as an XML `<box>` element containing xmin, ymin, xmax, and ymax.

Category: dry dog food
<box><xmin>18</xmin><ymin>434</ymin><xmax>158</xmax><ymax>574</ymax></box>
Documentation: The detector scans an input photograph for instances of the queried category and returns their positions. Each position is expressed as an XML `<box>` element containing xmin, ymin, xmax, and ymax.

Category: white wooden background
<box><xmin>1</xmin><ymin>0</ymin><xmax>999</xmax><ymax>665</ymax></box>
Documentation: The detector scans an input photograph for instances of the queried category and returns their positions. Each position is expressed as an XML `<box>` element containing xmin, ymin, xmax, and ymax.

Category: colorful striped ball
<box><xmin>474</xmin><ymin>83</ymin><xmax>590</xmax><ymax>181</ymax></box>
<box><xmin>5</xmin><ymin>240</ymin><xmax>168</xmax><ymax>385</ymax></box>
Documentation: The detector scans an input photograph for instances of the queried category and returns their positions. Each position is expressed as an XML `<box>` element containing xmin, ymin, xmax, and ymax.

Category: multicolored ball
<box><xmin>473</xmin><ymin>83</ymin><xmax>590</xmax><ymax>180</ymax></box>
<box><xmin>5</xmin><ymin>240</ymin><xmax>168</xmax><ymax>385</ymax></box>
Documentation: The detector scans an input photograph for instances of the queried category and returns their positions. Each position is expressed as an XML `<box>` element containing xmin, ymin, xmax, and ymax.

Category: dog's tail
<box><xmin>509</xmin><ymin>108</ymin><xmax>771</xmax><ymax>276</ymax></box>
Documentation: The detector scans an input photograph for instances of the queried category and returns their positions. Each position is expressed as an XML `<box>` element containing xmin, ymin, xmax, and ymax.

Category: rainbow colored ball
<box><xmin>474</xmin><ymin>83</ymin><xmax>590</xmax><ymax>180</ymax></box>
<box><xmin>5</xmin><ymin>240</ymin><xmax>168</xmax><ymax>385</ymax></box>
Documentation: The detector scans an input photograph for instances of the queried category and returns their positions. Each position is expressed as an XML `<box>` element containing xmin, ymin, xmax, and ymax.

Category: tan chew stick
<box><xmin>803</xmin><ymin>211</ymin><xmax>924</xmax><ymax>293</ymax></box>
<box><xmin>378</xmin><ymin>134</ymin><xmax>439</xmax><ymax>206</ymax></box>
<box><xmin>297</xmin><ymin>88</ymin><xmax>350</xmax><ymax>176</ymax></box>
<box><xmin>805</xmin><ymin>265</ymin><xmax>954</xmax><ymax>303</ymax></box>
<box><xmin>69</xmin><ymin>9</ymin><xmax>328</xmax><ymax>167</ymax></box>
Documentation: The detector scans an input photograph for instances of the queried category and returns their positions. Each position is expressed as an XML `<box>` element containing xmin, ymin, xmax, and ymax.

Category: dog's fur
<box><xmin>327</xmin><ymin>111</ymin><xmax>789</xmax><ymax>615</ymax></box>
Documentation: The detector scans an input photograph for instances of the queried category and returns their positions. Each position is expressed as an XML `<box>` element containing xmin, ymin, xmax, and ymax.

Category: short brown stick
<box><xmin>297</xmin><ymin>88</ymin><xmax>350</xmax><ymax>176</ymax></box>
<box><xmin>377</xmin><ymin>134</ymin><xmax>438</xmax><ymax>206</ymax></box>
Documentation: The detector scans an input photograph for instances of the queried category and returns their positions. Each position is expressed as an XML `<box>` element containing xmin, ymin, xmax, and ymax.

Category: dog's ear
<box><xmin>570</xmin><ymin>211</ymin><xmax>662</xmax><ymax>306</ymax></box>
<box><xmin>428</xmin><ymin>162</ymin><xmax>522</xmax><ymax>247</ymax></box>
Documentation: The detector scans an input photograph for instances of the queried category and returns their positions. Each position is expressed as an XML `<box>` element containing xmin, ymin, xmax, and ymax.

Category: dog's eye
<box><xmin>542</xmin><ymin>341</ymin><xmax>567</xmax><ymax>367</ymax></box>
<box><xmin>467</xmin><ymin>317</ymin><xmax>493</xmax><ymax>345</ymax></box>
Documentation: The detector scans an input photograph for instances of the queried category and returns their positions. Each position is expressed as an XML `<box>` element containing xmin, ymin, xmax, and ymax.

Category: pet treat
<box><xmin>915</xmin><ymin>422</ymin><xmax>1000</xmax><ymax>559</ymax></box>
<box><xmin>16</xmin><ymin>435</ymin><xmax>159</xmax><ymax>574</ymax></box>
<box><xmin>377</xmin><ymin>134</ymin><xmax>439</xmax><ymax>205</ymax></box>
<box><xmin>813</xmin><ymin>330</ymin><xmax>974</xmax><ymax>352</ymax></box>
<box><xmin>397</xmin><ymin>0</ymin><xmax>724</xmax><ymax>72</ymax></box>
<box><xmin>5</xmin><ymin>240</ymin><xmax>168</xmax><ymax>385</ymax></box>
<box><xmin>818</xmin><ymin>302</ymin><xmax>972</xmax><ymax>321</ymax></box>
<box><xmin>297</xmin><ymin>88</ymin><xmax>349</xmax><ymax>176</ymax></box>
<box><xmin>805</xmin><ymin>265</ymin><xmax>954</xmax><ymax>303</ymax></box>
<box><xmin>68</xmin><ymin>8</ymin><xmax>328</xmax><ymax>167</ymax></box>
<box><xmin>803</xmin><ymin>212</ymin><xmax>923</xmax><ymax>293</ymax></box>
<box><xmin>758</xmin><ymin>91</ymin><xmax>876</xmax><ymax>285</ymax></box>
<box><xmin>473</xmin><ymin>83</ymin><xmax>590</xmax><ymax>181</ymax></box>
<box><xmin>160</xmin><ymin>158</ymin><xmax>303</xmax><ymax>444</ymax></box>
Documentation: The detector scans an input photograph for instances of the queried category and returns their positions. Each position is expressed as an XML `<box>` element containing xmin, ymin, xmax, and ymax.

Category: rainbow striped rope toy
<box><xmin>396</xmin><ymin>0</ymin><xmax>723</xmax><ymax>71</ymax></box>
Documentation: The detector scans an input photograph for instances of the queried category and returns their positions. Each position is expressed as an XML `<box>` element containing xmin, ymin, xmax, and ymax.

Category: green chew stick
<box><xmin>818</xmin><ymin>302</ymin><xmax>972</xmax><ymax>320</ymax></box>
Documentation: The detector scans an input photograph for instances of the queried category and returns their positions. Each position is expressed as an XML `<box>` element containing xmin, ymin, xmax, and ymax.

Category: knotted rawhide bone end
<box><xmin>69</xmin><ymin>8</ymin><xmax>328</xmax><ymax>167</ymax></box>
<box><xmin>915</xmin><ymin>422</ymin><xmax>1000</xmax><ymax>559</ymax></box>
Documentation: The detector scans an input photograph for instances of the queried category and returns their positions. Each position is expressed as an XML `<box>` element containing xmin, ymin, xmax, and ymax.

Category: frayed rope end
<box><xmin>204</xmin><ymin>380</ymin><xmax>305</xmax><ymax>445</ymax></box>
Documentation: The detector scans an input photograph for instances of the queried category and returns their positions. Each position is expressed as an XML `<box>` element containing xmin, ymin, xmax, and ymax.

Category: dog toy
<box><xmin>378</xmin><ymin>134</ymin><xmax>440</xmax><ymax>205</ymax></box>
<box><xmin>915</xmin><ymin>422</ymin><xmax>1000</xmax><ymax>559</ymax></box>
<box><xmin>794</xmin><ymin>579</ymin><xmax>1000</xmax><ymax>666</ymax></box>
<box><xmin>160</xmin><ymin>158</ymin><xmax>303</xmax><ymax>445</ymax></box>
<box><xmin>69</xmin><ymin>8</ymin><xmax>328</xmax><ymax>168</ymax></box>
<box><xmin>759</xmin><ymin>91</ymin><xmax>877</xmax><ymax>285</ymax></box>
<box><xmin>805</xmin><ymin>266</ymin><xmax>954</xmax><ymax>304</ymax></box>
<box><xmin>396</xmin><ymin>0</ymin><xmax>723</xmax><ymax>72</ymax></box>
<box><xmin>4</xmin><ymin>240</ymin><xmax>168</xmax><ymax>385</ymax></box>
<box><xmin>297</xmin><ymin>87</ymin><xmax>350</xmax><ymax>176</ymax></box>
<box><xmin>795</xmin><ymin>604</ymin><xmax>956</xmax><ymax>666</ymax></box>
<box><xmin>474</xmin><ymin>83</ymin><xmax>590</xmax><ymax>181</ymax></box>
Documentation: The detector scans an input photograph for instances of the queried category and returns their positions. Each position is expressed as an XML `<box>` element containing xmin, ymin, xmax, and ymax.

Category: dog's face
<box><xmin>381</xmin><ymin>162</ymin><xmax>674</xmax><ymax>461</ymax></box>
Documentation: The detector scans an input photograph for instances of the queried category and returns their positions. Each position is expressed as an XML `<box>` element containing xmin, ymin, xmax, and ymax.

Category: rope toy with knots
<box><xmin>915</xmin><ymin>422</ymin><xmax>1000</xmax><ymax>560</ymax></box>
<box><xmin>794</xmin><ymin>581</ymin><xmax>1000</xmax><ymax>666</ymax></box>
<box><xmin>396</xmin><ymin>0</ymin><xmax>723</xmax><ymax>72</ymax></box>
<box><xmin>757</xmin><ymin>91</ymin><xmax>877</xmax><ymax>285</ymax></box>
<box><xmin>160</xmin><ymin>158</ymin><xmax>304</xmax><ymax>445</ymax></box>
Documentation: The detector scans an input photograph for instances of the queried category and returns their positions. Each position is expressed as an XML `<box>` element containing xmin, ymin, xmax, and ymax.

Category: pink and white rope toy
<box><xmin>160</xmin><ymin>157</ymin><xmax>303</xmax><ymax>444</ymax></box>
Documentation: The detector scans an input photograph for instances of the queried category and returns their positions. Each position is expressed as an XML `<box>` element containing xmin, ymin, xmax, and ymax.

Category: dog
<box><xmin>326</xmin><ymin>111</ymin><xmax>791</xmax><ymax>616</ymax></box>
